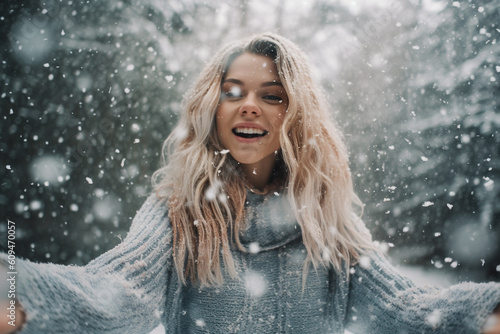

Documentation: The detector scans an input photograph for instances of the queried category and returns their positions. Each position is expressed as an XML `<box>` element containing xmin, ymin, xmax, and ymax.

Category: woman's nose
<box><xmin>239</xmin><ymin>93</ymin><xmax>261</xmax><ymax>116</ymax></box>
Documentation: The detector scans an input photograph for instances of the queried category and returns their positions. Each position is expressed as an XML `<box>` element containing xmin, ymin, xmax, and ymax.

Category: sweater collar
<box><xmin>238</xmin><ymin>190</ymin><xmax>301</xmax><ymax>252</ymax></box>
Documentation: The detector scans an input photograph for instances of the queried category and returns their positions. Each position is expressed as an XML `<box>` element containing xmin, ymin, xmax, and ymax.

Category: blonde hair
<box><xmin>153</xmin><ymin>32</ymin><xmax>374</xmax><ymax>287</ymax></box>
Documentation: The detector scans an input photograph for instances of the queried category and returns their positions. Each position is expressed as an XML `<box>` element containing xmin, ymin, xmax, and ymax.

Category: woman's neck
<box><xmin>240</xmin><ymin>155</ymin><xmax>276</xmax><ymax>192</ymax></box>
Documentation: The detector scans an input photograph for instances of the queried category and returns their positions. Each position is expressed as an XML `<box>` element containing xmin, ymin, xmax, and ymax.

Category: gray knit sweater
<box><xmin>3</xmin><ymin>191</ymin><xmax>500</xmax><ymax>333</ymax></box>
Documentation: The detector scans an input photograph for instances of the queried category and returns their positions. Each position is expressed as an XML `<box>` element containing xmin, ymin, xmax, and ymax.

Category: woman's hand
<box><xmin>483</xmin><ymin>305</ymin><xmax>500</xmax><ymax>334</ymax></box>
<box><xmin>1</xmin><ymin>263</ymin><xmax>25</xmax><ymax>334</ymax></box>
<box><xmin>0</xmin><ymin>301</ymin><xmax>25</xmax><ymax>334</ymax></box>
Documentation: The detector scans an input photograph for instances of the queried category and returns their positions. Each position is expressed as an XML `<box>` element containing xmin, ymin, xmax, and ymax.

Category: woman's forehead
<box><xmin>225</xmin><ymin>52</ymin><xmax>279</xmax><ymax>83</ymax></box>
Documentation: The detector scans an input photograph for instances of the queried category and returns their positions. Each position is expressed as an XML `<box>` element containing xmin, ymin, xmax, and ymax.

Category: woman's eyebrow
<box><xmin>223</xmin><ymin>78</ymin><xmax>243</xmax><ymax>85</ymax></box>
<box><xmin>261</xmin><ymin>81</ymin><xmax>283</xmax><ymax>88</ymax></box>
<box><xmin>223</xmin><ymin>78</ymin><xmax>283</xmax><ymax>87</ymax></box>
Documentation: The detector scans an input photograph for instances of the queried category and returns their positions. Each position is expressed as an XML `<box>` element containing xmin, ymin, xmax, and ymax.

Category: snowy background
<box><xmin>0</xmin><ymin>0</ymin><xmax>499</xmax><ymax>317</ymax></box>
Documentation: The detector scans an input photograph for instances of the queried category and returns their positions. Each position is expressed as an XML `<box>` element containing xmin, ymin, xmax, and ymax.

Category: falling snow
<box><xmin>426</xmin><ymin>309</ymin><xmax>442</xmax><ymax>328</ymax></box>
<box><xmin>244</xmin><ymin>271</ymin><xmax>267</xmax><ymax>298</ymax></box>
<box><xmin>1</xmin><ymin>2</ymin><xmax>499</xmax><ymax>333</ymax></box>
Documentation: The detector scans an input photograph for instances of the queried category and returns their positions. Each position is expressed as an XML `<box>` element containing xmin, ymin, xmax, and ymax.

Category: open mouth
<box><xmin>232</xmin><ymin>127</ymin><xmax>268</xmax><ymax>139</ymax></box>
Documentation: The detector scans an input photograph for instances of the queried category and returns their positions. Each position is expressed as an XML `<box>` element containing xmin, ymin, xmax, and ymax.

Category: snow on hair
<box><xmin>152</xmin><ymin>32</ymin><xmax>374</xmax><ymax>287</ymax></box>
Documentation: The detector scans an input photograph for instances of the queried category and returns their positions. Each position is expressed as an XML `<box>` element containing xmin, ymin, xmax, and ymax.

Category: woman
<box><xmin>2</xmin><ymin>33</ymin><xmax>500</xmax><ymax>333</ymax></box>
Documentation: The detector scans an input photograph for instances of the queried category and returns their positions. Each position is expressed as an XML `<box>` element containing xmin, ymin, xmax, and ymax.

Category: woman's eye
<box><xmin>263</xmin><ymin>95</ymin><xmax>283</xmax><ymax>103</ymax></box>
<box><xmin>224</xmin><ymin>92</ymin><xmax>239</xmax><ymax>98</ymax></box>
<box><xmin>224</xmin><ymin>86</ymin><xmax>242</xmax><ymax>98</ymax></box>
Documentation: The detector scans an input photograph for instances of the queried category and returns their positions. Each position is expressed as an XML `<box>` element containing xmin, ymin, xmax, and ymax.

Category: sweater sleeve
<box><xmin>1</xmin><ymin>193</ymin><xmax>173</xmax><ymax>334</ymax></box>
<box><xmin>345</xmin><ymin>252</ymin><xmax>500</xmax><ymax>334</ymax></box>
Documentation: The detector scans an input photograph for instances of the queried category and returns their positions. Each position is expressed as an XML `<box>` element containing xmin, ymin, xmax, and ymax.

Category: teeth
<box><xmin>234</xmin><ymin>127</ymin><xmax>265</xmax><ymax>135</ymax></box>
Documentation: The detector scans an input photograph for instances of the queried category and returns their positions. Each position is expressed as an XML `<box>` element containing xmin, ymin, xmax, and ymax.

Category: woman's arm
<box><xmin>483</xmin><ymin>305</ymin><xmax>500</xmax><ymax>334</ymax></box>
<box><xmin>345</xmin><ymin>252</ymin><xmax>500</xmax><ymax>334</ymax></box>
<box><xmin>0</xmin><ymin>194</ymin><xmax>173</xmax><ymax>334</ymax></box>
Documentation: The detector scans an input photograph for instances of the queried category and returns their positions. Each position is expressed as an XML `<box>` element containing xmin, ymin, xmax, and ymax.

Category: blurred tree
<box><xmin>348</xmin><ymin>0</ymin><xmax>500</xmax><ymax>281</ymax></box>
<box><xmin>0</xmin><ymin>0</ymin><xmax>193</xmax><ymax>264</ymax></box>
<box><xmin>1</xmin><ymin>0</ymin><xmax>498</xmax><ymax>285</ymax></box>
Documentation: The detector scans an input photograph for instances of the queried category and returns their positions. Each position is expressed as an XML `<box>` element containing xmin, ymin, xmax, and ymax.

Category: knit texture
<box><xmin>2</xmin><ymin>192</ymin><xmax>499</xmax><ymax>333</ymax></box>
<box><xmin>1</xmin><ymin>194</ymin><xmax>172</xmax><ymax>334</ymax></box>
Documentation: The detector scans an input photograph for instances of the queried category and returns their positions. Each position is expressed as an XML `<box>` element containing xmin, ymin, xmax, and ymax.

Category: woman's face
<box><xmin>216</xmin><ymin>52</ymin><xmax>289</xmax><ymax>182</ymax></box>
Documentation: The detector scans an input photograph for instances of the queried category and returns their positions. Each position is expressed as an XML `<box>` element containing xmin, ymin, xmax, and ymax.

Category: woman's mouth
<box><xmin>232</xmin><ymin>127</ymin><xmax>268</xmax><ymax>139</ymax></box>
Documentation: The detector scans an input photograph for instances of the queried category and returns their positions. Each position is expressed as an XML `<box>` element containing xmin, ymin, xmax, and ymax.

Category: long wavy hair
<box><xmin>153</xmin><ymin>32</ymin><xmax>374</xmax><ymax>287</ymax></box>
